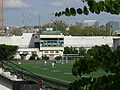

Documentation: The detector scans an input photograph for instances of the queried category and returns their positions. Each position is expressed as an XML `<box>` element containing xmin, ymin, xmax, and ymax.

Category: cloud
<box><xmin>111</xmin><ymin>15</ymin><xmax>120</xmax><ymax>18</ymax></box>
<box><xmin>49</xmin><ymin>1</ymin><xmax>64</xmax><ymax>7</ymax></box>
<box><xmin>4</xmin><ymin>0</ymin><xmax>31</xmax><ymax>8</ymax></box>
<box><xmin>49</xmin><ymin>0</ymin><xmax>83</xmax><ymax>7</ymax></box>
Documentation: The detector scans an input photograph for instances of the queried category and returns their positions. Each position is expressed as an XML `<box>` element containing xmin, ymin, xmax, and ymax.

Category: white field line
<box><xmin>33</xmin><ymin>73</ymin><xmax>71</xmax><ymax>83</ymax></box>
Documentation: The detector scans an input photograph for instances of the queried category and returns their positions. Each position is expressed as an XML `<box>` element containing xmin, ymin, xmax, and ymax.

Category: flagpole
<box><xmin>49</xmin><ymin>19</ymin><xmax>50</xmax><ymax>30</ymax></box>
<box><xmin>55</xmin><ymin>19</ymin><xmax>57</xmax><ymax>31</ymax></box>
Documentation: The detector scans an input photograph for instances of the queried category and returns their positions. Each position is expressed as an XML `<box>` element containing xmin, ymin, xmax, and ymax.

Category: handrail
<box><xmin>1</xmin><ymin>61</ymin><xmax>69</xmax><ymax>89</ymax></box>
<box><xmin>6</xmin><ymin>61</ymin><xmax>35</xmax><ymax>75</ymax></box>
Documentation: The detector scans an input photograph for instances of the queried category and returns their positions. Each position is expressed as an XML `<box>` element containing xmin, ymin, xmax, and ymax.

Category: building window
<box><xmin>56</xmin><ymin>51</ymin><xmax>59</xmax><ymax>53</ymax></box>
<box><xmin>54</xmin><ymin>41</ymin><xmax>57</xmax><ymax>43</ymax></box>
<box><xmin>50</xmin><ymin>51</ymin><xmax>54</xmax><ymax>53</ymax></box>
<box><xmin>35</xmin><ymin>36</ymin><xmax>37</xmax><ymax>39</ymax></box>
<box><xmin>44</xmin><ymin>51</ymin><xmax>48</xmax><ymax>53</ymax></box>
<box><xmin>40</xmin><ymin>38</ymin><xmax>64</xmax><ymax>47</ymax></box>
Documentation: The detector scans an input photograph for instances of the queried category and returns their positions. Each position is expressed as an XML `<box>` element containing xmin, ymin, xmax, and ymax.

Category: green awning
<box><xmin>113</xmin><ymin>30</ymin><xmax>120</xmax><ymax>32</ymax></box>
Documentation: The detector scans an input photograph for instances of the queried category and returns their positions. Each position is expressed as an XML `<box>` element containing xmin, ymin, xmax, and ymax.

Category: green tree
<box><xmin>41</xmin><ymin>20</ymin><xmax>68</xmax><ymax>35</ymax></box>
<box><xmin>87</xmin><ymin>45</ymin><xmax>112</xmax><ymax>61</ymax></box>
<box><xmin>67</xmin><ymin>24</ymin><xmax>82</xmax><ymax>36</ymax></box>
<box><xmin>55</xmin><ymin>56</ymin><xmax>62</xmax><ymax>60</ymax></box>
<box><xmin>42</xmin><ymin>55</ymin><xmax>49</xmax><ymax>60</ymax></box>
<box><xmin>12</xmin><ymin>27</ymin><xmax>22</xmax><ymax>36</ymax></box>
<box><xmin>54</xmin><ymin>0</ymin><xmax>120</xmax><ymax>89</ymax></box>
<box><xmin>68</xmin><ymin>45</ymin><xmax>120</xmax><ymax>90</ymax></box>
<box><xmin>64</xmin><ymin>47</ymin><xmax>78</xmax><ymax>60</ymax></box>
<box><xmin>64</xmin><ymin>47</ymin><xmax>71</xmax><ymax>54</ymax></box>
<box><xmin>55</xmin><ymin>0</ymin><xmax>120</xmax><ymax>17</ymax></box>
<box><xmin>42</xmin><ymin>21</ymin><xmax>110</xmax><ymax>36</ymax></box>
<box><xmin>0</xmin><ymin>44</ymin><xmax>18</xmax><ymax>60</ymax></box>
<box><xmin>67</xmin><ymin>24</ymin><xmax>110</xmax><ymax>36</ymax></box>
<box><xmin>29</xmin><ymin>53</ymin><xmax>39</xmax><ymax>60</ymax></box>
<box><xmin>78</xmin><ymin>47</ymin><xmax>86</xmax><ymax>56</ymax></box>
<box><xmin>64</xmin><ymin>47</ymin><xmax>78</xmax><ymax>54</ymax></box>
<box><xmin>99</xmin><ymin>25</ymin><xmax>110</xmax><ymax>36</ymax></box>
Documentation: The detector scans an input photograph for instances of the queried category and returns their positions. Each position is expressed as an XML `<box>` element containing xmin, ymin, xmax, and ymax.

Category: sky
<box><xmin>3</xmin><ymin>0</ymin><xmax>120</xmax><ymax>27</ymax></box>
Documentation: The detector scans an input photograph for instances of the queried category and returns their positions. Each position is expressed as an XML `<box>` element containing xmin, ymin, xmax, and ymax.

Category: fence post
<box><xmin>1</xmin><ymin>60</ymin><xmax>3</xmax><ymax>69</ymax></box>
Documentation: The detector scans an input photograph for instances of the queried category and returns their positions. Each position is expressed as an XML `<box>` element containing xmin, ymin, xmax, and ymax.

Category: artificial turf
<box><xmin>18</xmin><ymin>63</ymin><xmax>78</xmax><ymax>84</ymax></box>
<box><xmin>4</xmin><ymin>61</ymin><xmax>111</xmax><ymax>90</ymax></box>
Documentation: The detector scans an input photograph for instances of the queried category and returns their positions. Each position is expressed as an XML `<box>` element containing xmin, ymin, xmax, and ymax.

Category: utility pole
<box><xmin>110</xmin><ymin>25</ymin><xmax>113</xmax><ymax>36</ymax></box>
<box><xmin>0</xmin><ymin>0</ymin><xmax>3</xmax><ymax>35</ymax></box>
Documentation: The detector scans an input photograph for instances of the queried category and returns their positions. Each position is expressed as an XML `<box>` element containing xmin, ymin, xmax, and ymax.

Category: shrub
<box><xmin>42</xmin><ymin>55</ymin><xmax>49</xmax><ymax>60</ymax></box>
<box><xmin>29</xmin><ymin>53</ymin><xmax>39</xmax><ymax>60</ymax></box>
<box><xmin>55</xmin><ymin>56</ymin><xmax>62</xmax><ymax>60</ymax></box>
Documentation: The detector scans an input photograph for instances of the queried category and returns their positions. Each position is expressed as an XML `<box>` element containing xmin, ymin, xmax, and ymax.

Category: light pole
<box><xmin>110</xmin><ymin>25</ymin><xmax>113</xmax><ymax>36</ymax></box>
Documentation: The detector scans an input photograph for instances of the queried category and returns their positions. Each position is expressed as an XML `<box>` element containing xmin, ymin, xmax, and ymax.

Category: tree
<box><xmin>78</xmin><ymin>47</ymin><xmax>86</xmax><ymax>56</ymax></box>
<box><xmin>29</xmin><ymin>53</ymin><xmax>40</xmax><ymax>60</ymax></box>
<box><xmin>67</xmin><ymin>23</ymin><xmax>109</xmax><ymax>36</ymax></box>
<box><xmin>87</xmin><ymin>45</ymin><xmax>112</xmax><ymax>60</ymax></box>
<box><xmin>99</xmin><ymin>25</ymin><xmax>106</xmax><ymax>31</ymax></box>
<box><xmin>55</xmin><ymin>56</ymin><xmax>62</xmax><ymax>60</ymax></box>
<box><xmin>0</xmin><ymin>44</ymin><xmax>18</xmax><ymax>60</ymax></box>
<box><xmin>64</xmin><ymin>47</ymin><xmax>79</xmax><ymax>60</ymax></box>
<box><xmin>41</xmin><ymin>20</ymin><xmax>68</xmax><ymax>35</ymax></box>
<box><xmin>54</xmin><ymin>0</ymin><xmax>120</xmax><ymax>89</ymax></box>
<box><xmin>12</xmin><ymin>27</ymin><xmax>22</xmax><ymax>36</ymax></box>
<box><xmin>64</xmin><ymin>47</ymin><xmax>72</xmax><ymax>54</ymax></box>
<box><xmin>55</xmin><ymin>0</ymin><xmax>120</xmax><ymax>17</ymax></box>
<box><xmin>99</xmin><ymin>25</ymin><xmax>110</xmax><ymax>36</ymax></box>
<box><xmin>42</xmin><ymin>20</ymin><xmax>110</xmax><ymax>36</ymax></box>
<box><xmin>68</xmin><ymin>45</ymin><xmax>120</xmax><ymax>90</ymax></box>
<box><xmin>64</xmin><ymin>47</ymin><xmax>78</xmax><ymax>54</ymax></box>
<box><xmin>42</xmin><ymin>55</ymin><xmax>49</xmax><ymax>60</ymax></box>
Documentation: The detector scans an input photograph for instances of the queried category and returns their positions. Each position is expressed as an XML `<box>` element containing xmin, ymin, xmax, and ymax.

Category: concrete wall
<box><xmin>1</xmin><ymin>33</ymin><xmax>120</xmax><ymax>50</ymax></box>
<box><xmin>0</xmin><ymin>75</ymin><xmax>12</xmax><ymax>90</ymax></box>
<box><xmin>0</xmin><ymin>75</ymin><xmax>39</xmax><ymax>90</ymax></box>
<box><xmin>0</xmin><ymin>33</ymin><xmax>41</xmax><ymax>60</ymax></box>
<box><xmin>0</xmin><ymin>33</ymin><xmax>33</xmax><ymax>48</ymax></box>
<box><xmin>15</xmin><ymin>48</ymin><xmax>42</xmax><ymax>60</ymax></box>
<box><xmin>0</xmin><ymin>33</ymin><xmax>120</xmax><ymax>59</ymax></box>
<box><xmin>64</xmin><ymin>36</ymin><xmax>120</xmax><ymax>49</ymax></box>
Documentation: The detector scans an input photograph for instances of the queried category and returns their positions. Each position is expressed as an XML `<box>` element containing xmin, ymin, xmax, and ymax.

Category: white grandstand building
<box><xmin>64</xmin><ymin>36</ymin><xmax>113</xmax><ymax>48</ymax></box>
<box><xmin>0</xmin><ymin>31</ymin><xmax>120</xmax><ymax>60</ymax></box>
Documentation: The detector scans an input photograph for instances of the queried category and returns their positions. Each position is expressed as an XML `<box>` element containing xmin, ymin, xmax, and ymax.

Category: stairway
<box><xmin>0</xmin><ymin>67</ymin><xmax>23</xmax><ymax>81</ymax></box>
<box><xmin>0</xmin><ymin>61</ymin><xmax>66</xmax><ymax>90</ymax></box>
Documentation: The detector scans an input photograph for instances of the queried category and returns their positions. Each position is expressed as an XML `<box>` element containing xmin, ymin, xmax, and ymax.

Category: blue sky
<box><xmin>4</xmin><ymin>0</ymin><xmax>120</xmax><ymax>27</ymax></box>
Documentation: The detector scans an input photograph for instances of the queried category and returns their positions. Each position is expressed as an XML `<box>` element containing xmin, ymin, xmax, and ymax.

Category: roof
<box><xmin>41</xmin><ymin>30</ymin><xmax>63</xmax><ymax>35</ymax></box>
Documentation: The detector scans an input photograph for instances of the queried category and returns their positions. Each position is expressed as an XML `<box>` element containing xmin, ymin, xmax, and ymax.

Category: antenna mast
<box><xmin>0</xmin><ymin>0</ymin><xmax>3</xmax><ymax>35</ymax></box>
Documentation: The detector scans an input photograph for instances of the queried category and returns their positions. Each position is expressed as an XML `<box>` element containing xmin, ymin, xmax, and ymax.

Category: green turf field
<box><xmin>18</xmin><ymin>63</ymin><xmax>78</xmax><ymax>84</ymax></box>
<box><xmin>17</xmin><ymin>62</ymin><xmax>111</xmax><ymax>83</ymax></box>
<box><xmin>5</xmin><ymin>61</ymin><xmax>111</xmax><ymax>90</ymax></box>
